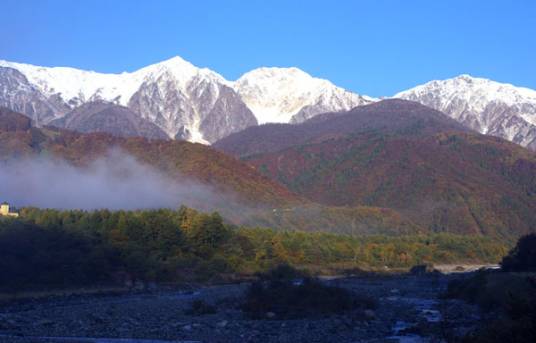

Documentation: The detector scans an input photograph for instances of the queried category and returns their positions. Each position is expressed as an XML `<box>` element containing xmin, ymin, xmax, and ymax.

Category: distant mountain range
<box><xmin>2</xmin><ymin>100</ymin><xmax>535</xmax><ymax>239</ymax></box>
<box><xmin>0</xmin><ymin>57</ymin><xmax>371</xmax><ymax>143</ymax></box>
<box><xmin>1</xmin><ymin>56</ymin><xmax>535</xmax><ymax>149</ymax></box>
<box><xmin>216</xmin><ymin>100</ymin><xmax>536</xmax><ymax>239</ymax></box>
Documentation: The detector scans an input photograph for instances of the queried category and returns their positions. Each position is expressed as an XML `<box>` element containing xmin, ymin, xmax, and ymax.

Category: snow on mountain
<box><xmin>234</xmin><ymin>67</ymin><xmax>374</xmax><ymax>124</ymax></box>
<box><xmin>0</xmin><ymin>67</ymin><xmax>70</xmax><ymax>125</ymax></box>
<box><xmin>395</xmin><ymin>75</ymin><xmax>536</xmax><ymax>149</ymax></box>
<box><xmin>0</xmin><ymin>56</ymin><xmax>226</xmax><ymax>107</ymax></box>
<box><xmin>0</xmin><ymin>57</ymin><xmax>374</xmax><ymax>143</ymax></box>
<box><xmin>0</xmin><ymin>57</ymin><xmax>255</xmax><ymax>143</ymax></box>
<box><xmin>0</xmin><ymin>59</ymin><xmax>140</xmax><ymax>107</ymax></box>
<box><xmin>3</xmin><ymin>56</ymin><xmax>536</xmax><ymax>150</ymax></box>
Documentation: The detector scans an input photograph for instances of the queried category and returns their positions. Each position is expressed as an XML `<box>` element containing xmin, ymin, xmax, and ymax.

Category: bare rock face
<box><xmin>0</xmin><ymin>67</ymin><xmax>69</xmax><ymax>125</ymax></box>
<box><xmin>396</xmin><ymin>75</ymin><xmax>536</xmax><ymax>150</ymax></box>
<box><xmin>127</xmin><ymin>71</ymin><xmax>199</xmax><ymax>140</ymax></box>
<box><xmin>0</xmin><ymin>57</ymin><xmax>257</xmax><ymax>144</ymax></box>
<box><xmin>200</xmin><ymin>85</ymin><xmax>258</xmax><ymax>143</ymax></box>
<box><xmin>49</xmin><ymin>101</ymin><xmax>169</xmax><ymax>140</ymax></box>
<box><xmin>128</xmin><ymin>69</ymin><xmax>257</xmax><ymax>143</ymax></box>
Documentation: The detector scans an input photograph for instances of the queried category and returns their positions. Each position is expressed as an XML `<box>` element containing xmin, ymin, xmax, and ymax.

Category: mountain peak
<box><xmin>0</xmin><ymin>58</ymin><xmax>373</xmax><ymax>136</ymax></box>
<box><xmin>234</xmin><ymin>66</ymin><xmax>371</xmax><ymax>124</ymax></box>
<box><xmin>236</xmin><ymin>66</ymin><xmax>338</xmax><ymax>92</ymax></box>
<box><xmin>159</xmin><ymin>55</ymin><xmax>194</xmax><ymax>66</ymax></box>
<box><xmin>142</xmin><ymin>55</ymin><xmax>196</xmax><ymax>74</ymax></box>
<box><xmin>137</xmin><ymin>55</ymin><xmax>220</xmax><ymax>84</ymax></box>
<box><xmin>240</xmin><ymin>66</ymin><xmax>313</xmax><ymax>79</ymax></box>
<box><xmin>454</xmin><ymin>73</ymin><xmax>476</xmax><ymax>81</ymax></box>
<box><xmin>0</xmin><ymin>57</ymin><xmax>255</xmax><ymax>143</ymax></box>
<box><xmin>395</xmin><ymin>75</ymin><xmax>536</xmax><ymax>149</ymax></box>
<box><xmin>5</xmin><ymin>57</ymin><xmax>535</xmax><ymax>150</ymax></box>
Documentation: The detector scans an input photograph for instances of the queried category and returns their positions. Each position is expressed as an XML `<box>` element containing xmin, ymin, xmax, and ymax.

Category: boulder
<box><xmin>410</xmin><ymin>264</ymin><xmax>436</xmax><ymax>275</ymax></box>
<box><xmin>266</xmin><ymin>312</ymin><xmax>276</xmax><ymax>319</ymax></box>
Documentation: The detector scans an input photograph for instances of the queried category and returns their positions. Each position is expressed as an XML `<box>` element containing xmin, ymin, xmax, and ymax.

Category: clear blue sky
<box><xmin>1</xmin><ymin>0</ymin><xmax>535</xmax><ymax>97</ymax></box>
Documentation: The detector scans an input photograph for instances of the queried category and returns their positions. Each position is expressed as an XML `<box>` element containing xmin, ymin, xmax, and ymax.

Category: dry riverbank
<box><xmin>0</xmin><ymin>273</ymin><xmax>483</xmax><ymax>343</ymax></box>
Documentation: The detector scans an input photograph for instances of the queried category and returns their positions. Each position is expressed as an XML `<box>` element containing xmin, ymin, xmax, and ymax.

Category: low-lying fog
<box><xmin>0</xmin><ymin>150</ymin><xmax>225</xmax><ymax>211</ymax></box>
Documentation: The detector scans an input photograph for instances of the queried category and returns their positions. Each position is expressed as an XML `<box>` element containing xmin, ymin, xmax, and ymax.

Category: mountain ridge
<box><xmin>1</xmin><ymin>57</ymin><xmax>536</xmax><ymax>150</ymax></box>
<box><xmin>0</xmin><ymin>57</ymin><xmax>368</xmax><ymax>143</ymax></box>
<box><xmin>214</xmin><ymin>99</ymin><xmax>469</xmax><ymax>157</ymax></box>
<box><xmin>0</xmin><ymin>106</ymin><xmax>296</xmax><ymax>208</ymax></box>
<box><xmin>395</xmin><ymin>74</ymin><xmax>536</xmax><ymax>150</ymax></box>
<box><xmin>216</xmin><ymin>100</ymin><xmax>536</xmax><ymax>239</ymax></box>
<box><xmin>0</xmin><ymin>106</ymin><xmax>425</xmax><ymax>236</ymax></box>
<box><xmin>48</xmin><ymin>101</ymin><xmax>169</xmax><ymax>140</ymax></box>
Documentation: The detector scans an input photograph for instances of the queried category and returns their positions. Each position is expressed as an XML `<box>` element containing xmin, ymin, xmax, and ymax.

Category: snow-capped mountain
<box><xmin>2</xmin><ymin>56</ymin><xmax>536</xmax><ymax>150</ymax></box>
<box><xmin>395</xmin><ymin>75</ymin><xmax>536</xmax><ymax>150</ymax></box>
<box><xmin>124</xmin><ymin>58</ymin><xmax>255</xmax><ymax>143</ymax></box>
<box><xmin>0</xmin><ymin>57</ymin><xmax>371</xmax><ymax>143</ymax></box>
<box><xmin>0</xmin><ymin>56</ymin><xmax>257</xmax><ymax>143</ymax></box>
<box><xmin>234</xmin><ymin>67</ymin><xmax>374</xmax><ymax>124</ymax></box>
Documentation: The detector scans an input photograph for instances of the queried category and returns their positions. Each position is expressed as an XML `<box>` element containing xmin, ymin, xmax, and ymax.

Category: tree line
<box><xmin>0</xmin><ymin>207</ymin><xmax>508</xmax><ymax>292</ymax></box>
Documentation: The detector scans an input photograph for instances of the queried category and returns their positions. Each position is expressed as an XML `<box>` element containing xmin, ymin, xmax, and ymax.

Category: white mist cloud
<box><xmin>0</xmin><ymin>150</ymin><xmax>224</xmax><ymax>211</ymax></box>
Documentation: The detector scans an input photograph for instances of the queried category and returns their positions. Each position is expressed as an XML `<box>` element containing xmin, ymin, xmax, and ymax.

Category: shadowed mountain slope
<box><xmin>49</xmin><ymin>101</ymin><xmax>169</xmax><ymax>140</ymax></box>
<box><xmin>216</xmin><ymin>100</ymin><xmax>536</xmax><ymax>239</ymax></box>
<box><xmin>0</xmin><ymin>107</ymin><xmax>296</xmax><ymax>207</ymax></box>
<box><xmin>0</xmin><ymin>107</ymin><xmax>423</xmax><ymax>236</ymax></box>
<box><xmin>214</xmin><ymin>99</ymin><xmax>468</xmax><ymax>157</ymax></box>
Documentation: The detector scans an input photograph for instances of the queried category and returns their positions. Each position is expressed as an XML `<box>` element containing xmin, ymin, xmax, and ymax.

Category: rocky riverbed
<box><xmin>0</xmin><ymin>274</ymin><xmax>482</xmax><ymax>343</ymax></box>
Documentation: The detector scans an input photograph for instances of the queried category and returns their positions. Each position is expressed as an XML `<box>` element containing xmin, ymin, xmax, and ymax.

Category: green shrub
<box><xmin>258</xmin><ymin>263</ymin><xmax>308</xmax><ymax>282</ymax></box>
<box><xmin>501</xmin><ymin>233</ymin><xmax>536</xmax><ymax>272</ymax></box>
<box><xmin>241</xmin><ymin>277</ymin><xmax>376</xmax><ymax>319</ymax></box>
<box><xmin>0</xmin><ymin>221</ymin><xmax>118</xmax><ymax>292</ymax></box>
<box><xmin>445</xmin><ymin>270</ymin><xmax>536</xmax><ymax>343</ymax></box>
<box><xmin>444</xmin><ymin>270</ymin><xmax>489</xmax><ymax>306</ymax></box>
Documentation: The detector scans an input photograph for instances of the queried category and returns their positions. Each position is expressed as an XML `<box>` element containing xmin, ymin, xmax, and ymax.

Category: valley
<box><xmin>1</xmin><ymin>2</ymin><xmax>535</xmax><ymax>342</ymax></box>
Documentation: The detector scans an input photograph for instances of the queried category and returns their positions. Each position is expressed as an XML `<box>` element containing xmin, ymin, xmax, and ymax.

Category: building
<box><xmin>0</xmin><ymin>202</ymin><xmax>19</xmax><ymax>217</ymax></box>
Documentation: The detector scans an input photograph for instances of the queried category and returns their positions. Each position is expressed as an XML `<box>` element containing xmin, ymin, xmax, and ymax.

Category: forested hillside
<box><xmin>0</xmin><ymin>208</ymin><xmax>507</xmax><ymax>292</ymax></box>
<box><xmin>215</xmin><ymin>100</ymin><xmax>536</xmax><ymax>239</ymax></box>
<box><xmin>0</xmin><ymin>106</ymin><xmax>298</xmax><ymax>207</ymax></box>
<box><xmin>0</xmin><ymin>107</ymin><xmax>437</xmax><ymax>235</ymax></box>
